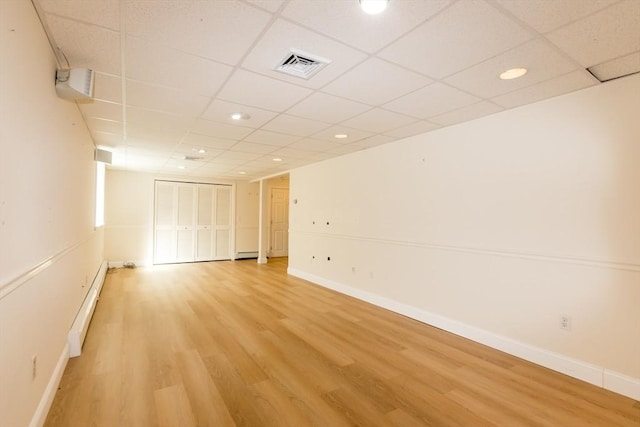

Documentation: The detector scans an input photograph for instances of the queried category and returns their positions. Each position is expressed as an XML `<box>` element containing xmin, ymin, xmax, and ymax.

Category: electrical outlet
<box><xmin>32</xmin><ymin>355</ymin><xmax>37</xmax><ymax>380</ymax></box>
<box><xmin>560</xmin><ymin>315</ymin><xmax>572</xmax><ymax>331</ymax></box>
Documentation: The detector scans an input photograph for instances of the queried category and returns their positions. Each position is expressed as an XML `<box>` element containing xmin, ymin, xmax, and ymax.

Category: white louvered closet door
<box><xmin>154</xmin><ymin>181</ymin><xmax>232</xmax><ymax>264</ymax></box>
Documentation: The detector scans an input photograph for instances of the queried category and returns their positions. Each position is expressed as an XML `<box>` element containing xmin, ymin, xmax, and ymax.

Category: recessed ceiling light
<box><xmin>272</xmin><ymin>158</ymin><xmax>283</xmax><ymax>162</ymax></box>
<box><xmin>359</xmin><ymin>0</ymin><xmax>389</xmax><ymax>15</ymax></box>
<box><xmin>177</xmin><ymin>165</ymin><xmax>185</xmax><ymax>170</ymax></box>
<box><xmin>499</xmin><ymin>67</ymin><xmax>527</xmax><ymax>80</ymax></box>
<box><xmin>197</xmin><ymin>148</ymin><xmax>206</xmax><ymax>154</ymax></box>
<box><xmin>230</xmin><ymin>112</ymin><xmax>250</xmax><ymax>120</ymax></box>
<box><xmin>334</xmin><ymin>134</ymin><xmax>348</xmax><ymax>139</ymax></box>
<box><xmin>238</xmin><ymin>171</ymin><xmax>247</xmax><ymax>175</ymax></box>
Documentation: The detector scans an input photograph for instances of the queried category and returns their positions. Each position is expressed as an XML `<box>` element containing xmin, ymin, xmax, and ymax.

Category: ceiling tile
<box><xmin>492</xmin><ymin>70</ymin><xmax>597</xmax><ymax>108</ymax></box>
<box><xmin>93</xmin><ymin>72</ymin><xmax>122</xmax><ymax>103</ymax></box>
<box><xmin>340</xmin><ymin>108</ymin><xmax>417</xmax><ymax>133</ymax></box>
<box><xmin>546</xmin><ymin>0</ymin><xmax>640</xmax><ymax>67</ymax></box>
<box><xmin>125</xmin><ymin>135</ymin><xmax>178</xmax><ymax>151</ymax></box>
<box><xmin>230</xmin><ymin>142</ymin><xmax>281</xmax><ymax>155</ymax></box>
<box><xmin>379</xmin><ymin>0</ymin><xmax>534</xmax><ymax>79</ymax></box>
<box><xmin>78</xmin><ymin>100</ymin><xmax>122</xmax><ymax>121</ymax></box>
<box><xmin>243</xmin><ymin>130</ymin><xmax>301</xmax><ymax>146</ymax></box>
<box><xmin>268</xmin><ymin>147</ymin><xmax>319</xmax><ymax>159</ymax></box>
<box><xmin>383</xmin><ymin>120</ymin><xmax>441</xmax><ymax>139</ymax></box>
<box><xmin>214</xmin><ymin>151</ymin><xmax>262</xmax><ymax>162</ymax></box>
<box><xmin>191</xmin><ymin>119</ymin><xmax>254</xmax><ymax>140</ymax></box>
<box><xmin>218</xmin><ymin>69</ymin><xmax>313</xmax><ymax>112</ymax></box>
<box><xmin>325</xmin><ymin>144</ymin><xmax>364</xmax><ymax>156</ymax></box>
<box><xmin>86</xmin><ymin>117</ymin><xmax>122</xmax><ymax>135</ymax></box>
<box><xmin>444</xmin><ymin>39</ymin><xmax>578</xmax><ymax>98</ymax></box>
<box><xmin>588</xmin><ymin>51</ymin><xmax>640</xmax><ymax>81</ymax></box>
<box><xmin>92</xmin><ymin>130</ymin><xmax>125</xmax><ymax>147</ymax></box>
<box><xmin>311</xmin><ymin>126</ymin><xmax>373</xmax><ymax>143</ymax></box>
<box><xmin>126</xmin><ymin>106</ymin><xmax>196</xmax><ymax>131</ymax></box>
<box><xmin>126</xmin><ymin>122</ymin><xmax>185</xmax><ymax>145</ymax></box>
<box><xmin>125</xmin><ymin>1</ymin><xmax>272</xmax><ymax>65</ymax></box>
<box><xmin>201</xmin><ymin>100</ymin><xmax>278</xmax><ymax>128</ymax></box>
<box><xmin>322</xmin><ymin>58</ymin><xmax>432</xmax><ymax>105</ymax></box>
<box><xmin>286</xmin><ymin>92</ymin><xmax>370</xmax><ymax>123</ymax></box>
<box><xmin>182</xmin><ymin>133</ymin><xmax>238</xmax><ymax>150</ymax></box>
<box><xmin>261</xmin><ymin>114</ymin><xmax>330</xmax><ymax>137</ymax></box>
<box><xmin>384</xmin><ymin>83</ymin><xmax>481</xmax><ymax>119</ymax></box>
<box><xmin>244</xmin><ymin>1</ymin><xmax>285</xmax><ymax>13</ymax></box>
<box><xmin>289</xmin><ymin>138</ymin><xmax>343</xmax><ymax>152</ymax></box>
<box><xmin>429</xmin><ymin>101</ymin><xmax>504</xmax><ymax>126</ymax></box>
<box><xmin>351</xmin><ymin>135</ymin><xmax>396</xmax><ymax>149</ymax></box>
<box><xmin>495</xmin><ymin>0</ymin><xmax>620</xmax><ymax>33</ymax></box>
<box><xmin>45</xmin><ymin>14</ymin><xmax>120</xmax><ymax>75</ymax></box>
<box><xmin>241</xmin><ymin>19</ymin><xmax>368</xmax><ymax>89</ymax></box>
<box><xmin>39</xmin><ymin>0</ymin><xmax>120</xmax><ymax>30</ymax></box>
<box><xmin>126</xmin><ymin>80</ymin><xmax>211</xmax><ymax>117</ymax></box>
<box><xmin>171</xmin><ymin>144</ymin><xmax>223</xmax><ymax>161</ymax></box>
<box><xmin>281</xmin><ymin>0</ymin><xmax>452</xmax><ymax>53</ymax></box>
<box><xmin>125</xmin><ymin>37</ymin><xmax>233</xmax><ymax>97</ymax></box>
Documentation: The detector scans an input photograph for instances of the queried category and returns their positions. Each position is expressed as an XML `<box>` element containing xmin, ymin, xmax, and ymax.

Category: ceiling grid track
<box><xmin>119</xmin><ymin>0</ymin><xmax>128</xmax><ymax>167</ymax></box>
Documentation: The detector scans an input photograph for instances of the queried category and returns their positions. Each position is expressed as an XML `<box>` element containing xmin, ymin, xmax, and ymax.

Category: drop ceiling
<box><xmin>35</xmin><ymin>0</ymin><xmax>640</xmax><ymax>180</ymax></box>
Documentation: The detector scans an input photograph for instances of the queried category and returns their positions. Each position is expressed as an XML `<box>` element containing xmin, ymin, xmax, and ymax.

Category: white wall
<box><xmin>0</xmin><ymin>1</ymin><xmax>104</xmax><ymax>425</ymax></box>
<box><xmin>289</xmin><ymin>74</ymin><xmax>640</xmax><ymax>399</ymax></box>
<box><xmin>104</xmin><ymin>170</ymin><xmax>155</xmax><ymax>265</ymax></box>
<box><xmin>235</xmin><ymin>181</ymin><xmax>260</xmax><ymax>255</ymax></box>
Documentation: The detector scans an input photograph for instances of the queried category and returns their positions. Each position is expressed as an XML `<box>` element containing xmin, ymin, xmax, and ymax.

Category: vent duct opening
<box><xmin>274</xmin><ymin>49</ymin><xmax>332</xmax><ymax>80</ymax></box>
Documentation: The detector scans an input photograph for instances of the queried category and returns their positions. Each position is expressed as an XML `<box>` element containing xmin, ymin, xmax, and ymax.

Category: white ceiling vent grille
<box><xmin>274</xmin><ymin>49</ymin><xmax>332</xmax><ymax>79</ymax></box>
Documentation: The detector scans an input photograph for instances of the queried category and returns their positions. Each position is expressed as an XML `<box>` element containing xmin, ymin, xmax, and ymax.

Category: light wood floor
<box><xmin>46</xmin><ymin>258</ymin><xmax>639</xmax><ymax>427</ymax></box>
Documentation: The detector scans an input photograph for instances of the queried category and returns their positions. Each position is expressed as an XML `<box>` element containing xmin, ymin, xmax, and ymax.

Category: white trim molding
<box><xmin>288</xmin><ymin>267</ymin><xmax>640</xmax><ymax>401</ymax></box>
<box><xmin>29</xmin><ymin>343</ymin><xmax>69</xmax><ymax>427</ymax></box>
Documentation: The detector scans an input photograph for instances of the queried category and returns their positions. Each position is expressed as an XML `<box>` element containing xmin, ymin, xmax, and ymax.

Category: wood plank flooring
<box><xmin>45</xmin><ymin>258</ymin><xmax>640</xmax><ymax>426</ymax></box>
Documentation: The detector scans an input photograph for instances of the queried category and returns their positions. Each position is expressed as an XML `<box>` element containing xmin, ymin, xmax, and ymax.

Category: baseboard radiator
<box><xmin>235</xmin><ymin>251</ymin><xmax>258</xmax><ymax>260</ymax></box>
<box><xmin>67</xmin><ymin>261</ymin><xmax>108</xmax><ymax>357</ymax></box>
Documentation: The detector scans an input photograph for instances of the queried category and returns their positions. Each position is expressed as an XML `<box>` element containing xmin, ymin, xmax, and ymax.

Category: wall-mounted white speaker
<box><xmin>55</xmin><ymin>68</ymin><xmax>94</xmax><ymax>100</ymax></box>
<box><xmin>94</xmin><ymin>148</ymin><xmax>112</xmax><ymax>164</ymax></box>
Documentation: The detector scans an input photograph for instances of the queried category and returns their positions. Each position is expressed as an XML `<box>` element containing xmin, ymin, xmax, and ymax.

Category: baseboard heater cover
<box><xmin>67</xmin><ymin>261</ymin><xmax>108</xmax><ymax>357</ymax></box>
<box><xmin>235</xmin><ymin>251</ymin><xmax>259</xmax><ymax>260</ymax></box>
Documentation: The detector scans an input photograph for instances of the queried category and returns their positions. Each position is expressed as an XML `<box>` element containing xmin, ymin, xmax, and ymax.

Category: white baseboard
<box><xmin>288</xmin><ymin>267</ymin><xmax>640</xmax><ymax>401</ymax></box>
<box><xmin>604</xmin><ymin>370</ymin><xmax>640</xmax><ymax>401</ymax></box>
<box><xmin>29</xmin><ymin>343</ymin><xmax>69</xmax><ymax>427</ymax></box>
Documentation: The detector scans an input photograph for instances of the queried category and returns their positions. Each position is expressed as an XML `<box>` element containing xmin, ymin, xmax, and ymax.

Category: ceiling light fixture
<box><xmin>499</xmin><ymin>67</ymin><xmax>527</xmax><ymax>80</ymax></box>
<box><xmin>334</xmin><ymin>134</ymin><xmax>348</xmax><ymax>139</ymax></box>
<box><xmin>272</xmin><ymin>158</ymin><xmax>283</xmax><ymax>162</ymax></box>
<box><xmin>359</xmin><ymin>0</ymin><xmax>389</xmax><ymax>15</ymax></box>
<box><xmin>230</xmin><ymin>112</ymin><xmax>250</xmax><ymax>120</ymax></box>
<box><xmin>177</xmin><ymin>165</ymin><xmax>186</xmax><ymax>170</ymax></box>
<box><xmin>239</xmin><ymin>171</ymin><xmax>247</xmax><ymax>175</ymax></box>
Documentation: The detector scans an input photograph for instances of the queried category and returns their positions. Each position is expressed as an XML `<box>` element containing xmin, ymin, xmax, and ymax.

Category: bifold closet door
<box><xmin>154</xmin><ymin>181</ymin><xmax>232</xmax><ymax>264</ymax></box>
<box><xmin>175</xmin><ymin>184</ymin><xmax>196</xmax><ymax>262</ymax></box>
<box><xmin>196</xmin><ymin>185</ymin><xmax>214</xmax><ymax>261</ymax></box>
<box><xmin>215</xmin><ymin>186</ymin><xmax>231</xmax><ymax>259</ymax></box>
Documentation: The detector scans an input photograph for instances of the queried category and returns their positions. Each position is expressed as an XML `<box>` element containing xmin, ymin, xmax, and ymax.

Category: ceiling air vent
<box><xmin>274</xmin><ymin>49</ymin><xmax>332</xmax><ymax>80</ymax></box>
